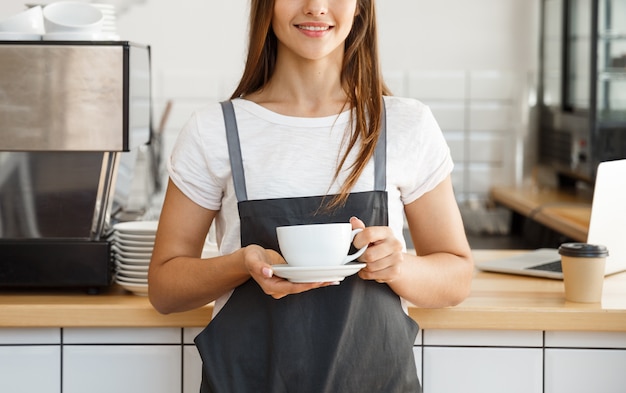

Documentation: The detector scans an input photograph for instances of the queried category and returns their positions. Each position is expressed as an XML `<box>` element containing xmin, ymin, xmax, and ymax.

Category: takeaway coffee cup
<box><xmin>276</xmin><ymin>223</ymin><xmax>368</xmax><ymax>267</ymax></box>
<box><xmin>558</xmin><ymin>243</ymin><xmax>609</xmax><ymax>303</ymax></box>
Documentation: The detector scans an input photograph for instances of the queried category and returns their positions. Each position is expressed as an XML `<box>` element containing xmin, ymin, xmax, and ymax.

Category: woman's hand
<box><xmin>350</xmin><ymin>176</ymin><xmax>474</xmax><ymax>308</ymax></box>
<box><xmin>243</xmin><ymin>245</ymin><xmax>336</xmax><ymax>299</ymax></box>
<box><xmin>350</xmin><ymin>217</ymin><xmax>406</xmax><ymax>284</ymax></box>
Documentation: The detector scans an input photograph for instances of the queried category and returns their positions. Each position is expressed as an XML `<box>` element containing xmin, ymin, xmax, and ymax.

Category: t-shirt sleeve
<box><xmin>167</xmin><ymin>110</ymin><xmax>225</xmax><ymax>211</ymax></box>
<box><xmin>397</xmin><ymin>103</ymin><xmax>454</xmax><ymax>205</ymax></box>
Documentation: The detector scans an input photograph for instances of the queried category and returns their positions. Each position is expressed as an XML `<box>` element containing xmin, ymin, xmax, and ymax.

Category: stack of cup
<box><xmin>89</xmin><ymin>3</ymin><xmax>119</xmax><ymax>39</ymax></box>
<box><xmin>558</xmin><ymin>243</ymin><xmax>609</xmax><ymax>303</ymax></box>
<box><xmin>0</xmin><ymin>5</ymin><xmax>44</xmax><ymax>40</ymax></box>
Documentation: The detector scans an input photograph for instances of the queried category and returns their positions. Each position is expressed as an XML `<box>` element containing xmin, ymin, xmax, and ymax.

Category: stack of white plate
<box><xmin>89</xmin><ymin>2</ymin><xmax>119</xmax><ymax>38</ymax></box>
<box><xmin>111</xmin><ymin>220</ymin><xmax>157</xmax><ymax>296</ymax></box>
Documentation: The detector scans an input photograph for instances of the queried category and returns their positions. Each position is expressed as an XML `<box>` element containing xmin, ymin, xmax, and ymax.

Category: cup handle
<box><xmin>343</xmin><ymin>228</ymin><xmax>368</xmax><ymax>264</ymax></box>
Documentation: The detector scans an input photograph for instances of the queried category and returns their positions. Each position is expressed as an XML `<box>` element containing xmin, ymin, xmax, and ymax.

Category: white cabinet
<box><xmin>423</xmin><ymin>347</ymin><xmax>542</xmax><ymax>393</ymax></box>
<box><xmin>2</xmin><ymin>327</ymin><xmax>625</xmax><ymax>393</ymax></box>
<box><xmin>184</xmin><ymin>345</ymin><xmax>203</xmax><ymax>393</ymax></box>
<box><xmin>544</xmin><ymin>331</ymin><xmax>626</xmax><ymax>393</ymax></box>
<box><xmin>62</xmin><ymin>328</ymin><xmax>182</xmax><ymax>393</ymax></box>
<box><xmin>63</xmin><ymin>345</ymin><xmax>181</xmax><ymax>393</ymax></box>
<box><xmin>422</xmin><ymin>330</ymin><xmax>543</xmax><ymax>393</ymax></box>
<box><xmin>545</xmin><ymin>349</ymin><xmax>626</xmax><ymax>393</ymax></box>
<box><xmin>183</xmin><ymin>328</ymin><xmax>203</xmax><ymax>393</ymax></box>
<box><xmin>0</xmin><ymin>346</ymin><xmax>61</xmax><ymax>393</ymax></box>
<box><xmin>0</xmin><ymin>328</ymin><xmax>61</xmax><ymax>393</ymax></box>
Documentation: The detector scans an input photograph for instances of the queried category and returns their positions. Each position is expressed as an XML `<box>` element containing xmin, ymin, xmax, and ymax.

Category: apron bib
<box><xmin>195</xmin><ymin>101</ymin><xmax>421</xmax><ymax>393</ymax></box>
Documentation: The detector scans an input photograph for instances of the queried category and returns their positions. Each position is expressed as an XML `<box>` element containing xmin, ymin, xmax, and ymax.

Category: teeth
<box><xmin>298</xmin><ymin>25</ymin><xmax>329</xmax><ymax>31</ymax></box>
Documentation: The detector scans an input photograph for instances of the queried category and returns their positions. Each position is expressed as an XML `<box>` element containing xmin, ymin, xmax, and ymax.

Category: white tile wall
<box><xmin>408</xmin><ymin>71</ymin><xmax>467</xmax><ymax>100</ymax></box>
<box><xmin>468</xmin><ymin>132</ymin><xmax>507</xmax><ymax>163</ymax></box>
<box><xmin>469</xmin><ymin>71</ymin><xmax>522</xmax><ymax>101</ymax></box>
<box><xmin>429</xmin><ymin>103</ymin><xmax>466</xmax><ymax>131</ymax></box>
<box><xmin>469</xmin><ymin>102</ymin><xmax>514</xmax><ymax>132</ymax></box>
<box><xmin>443</xmin><ymin>131</ymin><xmax>466</xmax><ymax>162</ymax></box>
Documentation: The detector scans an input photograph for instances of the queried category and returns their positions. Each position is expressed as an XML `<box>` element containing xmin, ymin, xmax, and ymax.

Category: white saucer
<box><xmin>113</xmin><ymin>221</ymin><xmax>158</xmax><ymax>235</ymax></box>
<box><xmin>115</xmin><ymin>255</ymin><xmax>151</xmax><ymax>265</ymax></box>
<box><xmin>113</xmin><ymin>243</ymin><xmax>153</xmax><ymax>253</ymax></box>
<box><xmin>115</xmin><ymin>280</ymin><xmax>148</xmax><ymax>296</ymax></box>
<box><xmin>115</xmin><ymin>238</ymin><xmax>155</xmax><ymax>247</ymax></box>
<box><xmin>115</xmin><ymin>274</ymin><xmax>147</xmax><ymax>283</ymax></box>
<box><xmin>115</xmin><ymin>233</ymin><xmax>156</xmax><ymax>242</ymax></box>
<box><xmin>272</xmin><ymin>263</ymin><xmax>366</xmax><ymax>283</ymax></box>
<box><xmin>116</xmin><ymin>269</ymin><xmax>147</xmax><ymax>279</ymax></box>
<box><xmin>116</xmin><ymin>261</ymin><xmax>149</xmax><ymax>272</ymax></box>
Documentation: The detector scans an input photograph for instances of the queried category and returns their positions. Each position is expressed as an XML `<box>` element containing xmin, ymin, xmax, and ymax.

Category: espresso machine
<box><xmin>0</xmin><ymin>41</ymin><xmax>153</xmax><ymax>291</ymax></box>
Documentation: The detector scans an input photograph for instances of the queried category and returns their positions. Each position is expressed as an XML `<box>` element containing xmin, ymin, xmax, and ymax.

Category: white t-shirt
<box><xmin>168</xmin><ymin>96</ymin><xmax>453</xmax><ymax>313</ymax></box>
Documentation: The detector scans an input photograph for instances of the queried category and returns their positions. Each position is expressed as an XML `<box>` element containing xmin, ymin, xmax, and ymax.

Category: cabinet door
<box><xmin>0</xmin><ymin>346</ymin><xmax>60</xmax><ymax>393</ymax></box>
<box><xmin>63</xmin><ymin>345</ymin><xmax>181</xmax><ymax>393</ymax></box>
<box><xmin>423</xmin><ymin>347</ymin><xmax>542</xmax><ymax>393</ymax></box>
<box><xmin>545</xmin><ymin>348</ymin><xmax>626</xmax><ymax>393</ymax></box>
<box><xmin>183</xmin><ymin>345</ymin><xmax>202</xmax><ymax>393</ymax></box>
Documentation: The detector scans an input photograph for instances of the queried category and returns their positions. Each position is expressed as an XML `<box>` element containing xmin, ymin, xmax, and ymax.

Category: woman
<box><xmin>149</xmin><ymin>0</ymin><xmax>474</xmax><ymax>392</ymax></box>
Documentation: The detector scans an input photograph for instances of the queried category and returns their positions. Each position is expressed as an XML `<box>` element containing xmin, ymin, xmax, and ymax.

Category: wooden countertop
<box><xmin>490</xmin><ymin>186</ymin><xmax>592</xmax><ymax>242</ymax></box>
<box><xmin>1</xmin><ymin>250</ymin><xmax>625</xmax><ymax>331</ymax></box>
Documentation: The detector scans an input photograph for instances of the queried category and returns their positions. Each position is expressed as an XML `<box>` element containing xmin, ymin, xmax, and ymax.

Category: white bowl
<box><xmin>0</xmin><ymin>6</ymin><xmax>44</xmax><ymax>34</ymax></box>
<box><xmin>43</xmin><ymin>2</ymin><xmax>103</xmax><ymax>33</ymax></box>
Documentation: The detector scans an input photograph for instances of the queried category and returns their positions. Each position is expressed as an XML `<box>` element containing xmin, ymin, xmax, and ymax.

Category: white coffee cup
<box><xmin>276</xmin><ymin>223</ymin><xmax>368</xmax><ymax>267</ymax></box>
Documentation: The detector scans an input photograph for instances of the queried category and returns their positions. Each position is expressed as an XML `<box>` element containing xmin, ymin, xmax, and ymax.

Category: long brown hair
<box><xmin>231</xmin><ymin>0</ymin><xmax>391</xmax><ymax>208</ymax></box>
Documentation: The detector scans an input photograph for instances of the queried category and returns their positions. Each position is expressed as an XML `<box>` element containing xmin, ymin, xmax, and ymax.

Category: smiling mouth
<box><xmin>296</xmin><ymin>25</ymin><xmax>332</xmax><ymax>32</ymax></box>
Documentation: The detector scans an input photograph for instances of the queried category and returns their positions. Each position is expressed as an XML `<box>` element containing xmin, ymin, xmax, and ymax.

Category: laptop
<box><xmin>476</xmin><ymin>159</ymin><xmax>626</xmax><ymax>279</ymax></box>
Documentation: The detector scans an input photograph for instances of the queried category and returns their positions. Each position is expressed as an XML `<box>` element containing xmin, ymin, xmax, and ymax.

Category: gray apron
<box><xmin>195</xmin><ymin>101</ymin><xmax>421</xmax><ymax>393</ymax></box>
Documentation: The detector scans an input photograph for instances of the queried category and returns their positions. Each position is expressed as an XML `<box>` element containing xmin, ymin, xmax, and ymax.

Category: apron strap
<box><xmin>220</xmin><ymin>101</ymin><xmax>248</xmax><ymax>202</ymax></box>
<box><xmin>374</xmin><ymin>100</ymin><xmax>387</xmax><ymax>192</ymax></box>
<box><xmin>221</xmin><ymin>99</ymin><xmax>388</xmax><ymax>201</ymax></box>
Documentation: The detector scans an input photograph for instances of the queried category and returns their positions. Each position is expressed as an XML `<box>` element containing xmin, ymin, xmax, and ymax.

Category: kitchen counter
<box><xmin>1</xmin><ymin>250</ymin><xmax>625</xmax><ymax>331</ymax></box>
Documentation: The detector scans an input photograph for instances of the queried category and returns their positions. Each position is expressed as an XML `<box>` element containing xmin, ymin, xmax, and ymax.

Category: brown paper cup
<box><xmin>559</xmin><ymin>243</ymin><xmax>609</xmax><ymax>303</ymax></box>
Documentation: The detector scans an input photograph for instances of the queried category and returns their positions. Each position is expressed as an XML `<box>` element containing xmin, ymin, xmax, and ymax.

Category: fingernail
<box><xmin>331</xmin><ymin>281</ymin><xmax>341</xmax><ymax>285</ymax></box>
<box><xmin>262</xmin><ymin>267</ymin><xmax>273</xmax><ymax>278</ymax></box>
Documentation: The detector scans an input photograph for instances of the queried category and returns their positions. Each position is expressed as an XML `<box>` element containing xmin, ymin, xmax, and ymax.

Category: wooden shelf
<box><xmin>490</xmin><ymin>186</ymin><xmax>592</xmax><ymax>242</ymax></box>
